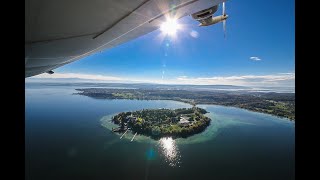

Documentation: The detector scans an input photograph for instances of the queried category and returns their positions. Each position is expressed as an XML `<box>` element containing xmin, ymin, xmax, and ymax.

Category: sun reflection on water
<box><xmin>158</xmin><ymin>137</ymin><xmax>181</xmax><ymax>167</ymax></box>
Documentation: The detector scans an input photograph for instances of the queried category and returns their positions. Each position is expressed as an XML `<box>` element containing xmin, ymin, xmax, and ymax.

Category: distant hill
<box><xmin>25</xmin><ymin>80</ymin><xmax>294</xmax><ymax>93</ymax></box>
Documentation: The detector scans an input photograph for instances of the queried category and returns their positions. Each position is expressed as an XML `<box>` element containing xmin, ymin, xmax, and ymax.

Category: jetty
<box><xmin>131</xmin><ymin>132</ymin><xmax>137</xmax><ymax>142</ymax></box>
<box><xmin>120</xmin><ymin>129</ymin><xmax>129</xmax><ymax>139</ymax></box>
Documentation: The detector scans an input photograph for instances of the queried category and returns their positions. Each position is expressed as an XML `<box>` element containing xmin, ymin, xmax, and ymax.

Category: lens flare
<box><xmin>160</xmin><ymin>18</ymin><xmax>180</xmax><ymax>36</ymax></box>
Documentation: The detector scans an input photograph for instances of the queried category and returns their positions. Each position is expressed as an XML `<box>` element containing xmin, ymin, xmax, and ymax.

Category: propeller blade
<box><xmin>222</xmin><ymin>2</ymin><xmax>225</xmax><ymax>16</ymax></box>
<box><xmin>223</xmin><ymin>20</ymin><xmax>226</xmax><ymax>38</ymax></box>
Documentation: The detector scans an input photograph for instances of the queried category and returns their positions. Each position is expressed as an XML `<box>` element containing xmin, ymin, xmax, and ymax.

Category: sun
<box><xmin>160</xmin><ymin>18</ymin><xmax>180</xmax><ymax>36</ymax></box>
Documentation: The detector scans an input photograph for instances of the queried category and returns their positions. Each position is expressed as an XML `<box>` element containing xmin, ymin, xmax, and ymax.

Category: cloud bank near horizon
<box><xmin>28</xmin><ymin>72</ymin><xmax>295</xmax><ymax>87</ymax></box>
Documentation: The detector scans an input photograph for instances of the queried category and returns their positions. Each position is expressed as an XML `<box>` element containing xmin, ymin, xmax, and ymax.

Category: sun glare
<box><xmin>158</xmin><ymin>137</ymin><xmax>181</xmax><ymax>167</ymax></box>
<box><xmin>160</xmin><ymin>18</ymin><xmax>180</xmax><ymax>36</ymax></box>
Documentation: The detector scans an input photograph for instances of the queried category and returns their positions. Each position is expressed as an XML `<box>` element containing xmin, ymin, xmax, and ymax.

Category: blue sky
<box><xmin>31</xmin><ymin>0</ymin><xmax>295</xmax><ymax>87</ymax></box>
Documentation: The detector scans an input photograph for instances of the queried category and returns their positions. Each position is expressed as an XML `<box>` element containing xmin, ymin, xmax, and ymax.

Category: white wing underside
<box><xmin>25</xmin><ymin>0</ymin><xmax>224</xmax><ymax>77</ymax></box>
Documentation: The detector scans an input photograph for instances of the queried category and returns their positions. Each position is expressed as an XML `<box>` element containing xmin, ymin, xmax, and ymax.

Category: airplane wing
<box><xmin>25</xmin><ymin>0</ymin><xmax>226</xmax><ymax>77</ymax></box>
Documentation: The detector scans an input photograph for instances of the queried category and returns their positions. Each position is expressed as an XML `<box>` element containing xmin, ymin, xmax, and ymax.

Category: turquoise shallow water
<box><xmin>26</xmin><ymin>83</ymin><xmax>295</xmax><ymax>180</ymax></box>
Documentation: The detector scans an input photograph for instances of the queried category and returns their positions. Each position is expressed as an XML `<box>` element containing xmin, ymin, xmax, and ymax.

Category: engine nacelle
<box><xmin>199</xmin><ymin>14</ymin><xmax>228</xmax><ymax>26</ymax></box>
<box><xmin>191</xmin><ymin>5</ymin><xmax>218</xmax><ymax>21</ymax></box>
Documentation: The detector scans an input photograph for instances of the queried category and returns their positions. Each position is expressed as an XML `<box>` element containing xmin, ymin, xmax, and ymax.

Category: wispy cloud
<box><xmin>178</xmin><ymin>75</ymin><xmax>188</xmax><ymax>78</ymax></box>
<box><xmin>28</xmin><ymin>72</ymin><xmax>295</xmax><ymax>87</ymax></box>
<box><xmin>250</xmin><ymin>56</ymin><xmax>262</xmax><ymax>61</ymax></box>
<box><xmin>175</xmin><ymin>73</ymin><xmax>294</xmax><ymax>87</ymax></box>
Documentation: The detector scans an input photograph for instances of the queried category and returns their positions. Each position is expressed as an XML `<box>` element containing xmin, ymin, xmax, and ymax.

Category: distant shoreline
<box><xmin>25</xmin><ymin>81</ymin><xmax>295</xmax><ymax>93</ymax></box>
<box><xmin>75</xmin><ymin>88</ymin><xmax>295</xmax><ymax>121</ymax></box>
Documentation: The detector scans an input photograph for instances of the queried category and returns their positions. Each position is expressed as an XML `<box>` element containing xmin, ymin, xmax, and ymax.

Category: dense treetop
<box><xmin>111</xmin><ymin>107</ymin><xmax>211</xmax><ymax>139</ymax></box>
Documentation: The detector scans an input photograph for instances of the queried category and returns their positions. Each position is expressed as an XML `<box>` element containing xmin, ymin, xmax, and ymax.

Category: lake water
<box><xmin>25</xmin><ymin>83</ymin><xmax>295</xmax><ymax>180</ymax></box>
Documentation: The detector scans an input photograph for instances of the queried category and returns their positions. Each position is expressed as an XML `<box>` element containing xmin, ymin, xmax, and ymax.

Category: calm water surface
<box><xmin>25</xmin><ymin>83</ymin><xmax>295</xmax><ymax>180</ymax></box>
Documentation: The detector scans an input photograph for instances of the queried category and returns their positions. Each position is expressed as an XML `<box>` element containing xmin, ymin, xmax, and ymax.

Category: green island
<box><xmin>111</xmin><ymin>106</ymin><xmax>211</xmax><ymax>139</ymax></box>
